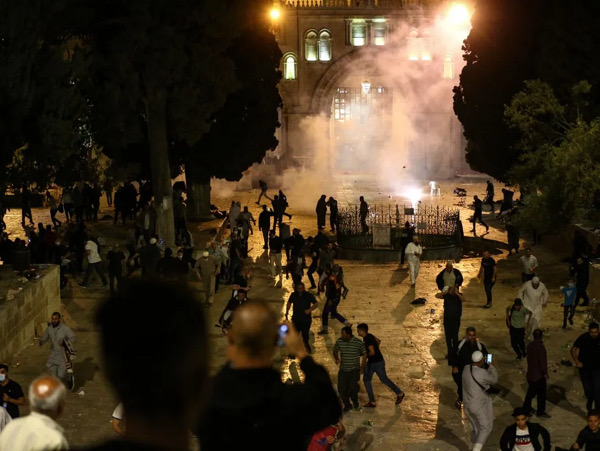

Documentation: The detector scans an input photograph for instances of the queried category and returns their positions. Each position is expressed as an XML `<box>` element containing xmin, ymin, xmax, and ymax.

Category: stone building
<box><xmin>271</xmin><ymin>0</ymin><xmax>470</xmax><ymax>179</ymax></box>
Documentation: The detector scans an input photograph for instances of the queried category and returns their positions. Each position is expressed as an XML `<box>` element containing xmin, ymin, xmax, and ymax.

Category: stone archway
<box><xmin>308</xmin><ymin>49</ymin><xmax>410</xmax><ymax>175</ymax></box>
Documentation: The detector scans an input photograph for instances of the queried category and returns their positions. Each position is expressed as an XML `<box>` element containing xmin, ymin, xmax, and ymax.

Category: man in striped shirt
<box><xmin>333</xmin><ymin>326</ymin><xmax>367</xmax><ymax>412</ymax></box>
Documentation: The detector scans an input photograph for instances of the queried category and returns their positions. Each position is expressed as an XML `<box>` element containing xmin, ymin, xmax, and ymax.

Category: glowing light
<box><xmin>447</xmin><ymin>3</ymin><xmax>471</xmax><ymax>26</ymax></box>
<box><xmin>361</xmin><ymin>80</ymin><xmax>371</xmax><ymax>95</ymax></box>
<box><xmin>270</xmin><ymin>8</ymin><xmax>281</xmax><ymax>20</ymax></box>
<box><xmin>400</xmin><ymin>187</ymin><xmax>422</xmax><ymax>206</ymax></box>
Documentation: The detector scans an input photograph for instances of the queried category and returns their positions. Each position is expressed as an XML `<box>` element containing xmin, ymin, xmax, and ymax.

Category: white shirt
<box><xmin>85</xmin><ymin>240</ymin><xmax>101</xmax><ymax>264</ymax></box>
<box><xmin>519</xmin><ymin>255</ymin><xmax>538</xmax><ymax>274</ymax></box>
<box><xmin>0</xmin><ymin>408</ymin><xmax>11</xmax><ymax>433</ymax></box>
<box><xmin>0</xmin><ymin>411</ymin><xmax>68</xmax><ymax>450</ymax></box>
<box><xmin>519</xmin><ymin>281</ymin><xmax>549</xmax><ymax>314</ymax></box>
<box><xmin>514</xmin><ymin>426</ymin><xmax>535</xmax><ymax>451</ymax></box>
<box><xmin>405</xmin><ymin>242</ymin><xmax>422</xmax><ymax>261</ymax></box>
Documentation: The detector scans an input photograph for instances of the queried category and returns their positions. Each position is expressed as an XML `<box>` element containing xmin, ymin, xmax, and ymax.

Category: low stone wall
<box><xmin>0</xmin><ymin>265</ymin><xmax>61</xmax><ymax>363</ymax></box>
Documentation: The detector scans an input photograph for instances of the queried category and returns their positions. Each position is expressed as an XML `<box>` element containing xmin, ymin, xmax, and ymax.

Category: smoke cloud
<box><xmin>211</xmin><ymin>5</ymin><xmax>471</xmax><ymax>211</ymax></box>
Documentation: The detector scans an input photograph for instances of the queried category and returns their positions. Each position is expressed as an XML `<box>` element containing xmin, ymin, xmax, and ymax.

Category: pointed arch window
<box><xmin>305</xmin><ymin>30</ymin><xmax>318</xmax><ymax>61</ymax></box>
<box><xmin>283</xmin><ymin>54</ymin><xmax>297</xmax><ymax>80</ymax></box>
<box><xmin>319</xmin><ymin>30</ymin><xmax>332</xmax><ymax>61</ymax></box>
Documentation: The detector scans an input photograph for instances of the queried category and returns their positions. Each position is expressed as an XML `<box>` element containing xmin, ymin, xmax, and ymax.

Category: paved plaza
<box><xmin>1</xmin><ymin>178</ymin><xmax>593</xmax><ymax>449</ymax></box>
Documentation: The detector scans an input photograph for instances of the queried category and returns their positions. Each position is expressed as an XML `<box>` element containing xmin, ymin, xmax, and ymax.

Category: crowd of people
<box><xmin>1</xmin><ymin>181</ymin><xmax>600</xmax><ymax>451</ymax></box>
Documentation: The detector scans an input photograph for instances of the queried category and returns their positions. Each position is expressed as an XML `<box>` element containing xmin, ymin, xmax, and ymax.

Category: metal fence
<box><xmin>283</xmin><ymin>0</ymin><xmax>443</xmax><ymax>8</ymax></box>
<box><xmin>337</xmin><ymin>204</ymin><xmax>462</xmax><ymax>250</ymax></box>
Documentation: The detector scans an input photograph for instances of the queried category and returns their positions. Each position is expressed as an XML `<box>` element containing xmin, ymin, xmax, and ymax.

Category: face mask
<box><xmin>0</xmin><ymin>374</ymin><xmax>6</xmax><ymax>382</ymax></box>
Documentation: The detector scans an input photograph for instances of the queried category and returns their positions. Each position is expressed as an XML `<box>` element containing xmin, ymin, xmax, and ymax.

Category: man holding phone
<box><xmin>462</xmin><ymin>350</ymin><xmax>498</xmax><ymax>451</ymax></box>
<box><xmin>199</xmin><ymin>302</ymin><xmax>341</xmax><ymax>450</ymax></box>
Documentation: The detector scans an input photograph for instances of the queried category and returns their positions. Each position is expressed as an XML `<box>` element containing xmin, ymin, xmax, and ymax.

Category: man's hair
<box><xmin>0</xmin><ymin>364</ymin><xmax>8</xmax><ymax>372</ymax></box>
<box><xmin>96</xmin><ymin>280</ymin><xmax>208</xmax><ymax>421</ymax></box>
<box><xmin>29</xmin><ymin>377</ymin><xmax>66</xmax><ymax>415</ymax></box>
<box><xmin>231</xmin><ymin>302</ymin><xmax>278</xmax><ymax>358</ymax></box>
<box><xmin>589</xmin><ymin>409</ymin><xmax>600</xmax><ymax>418</ymax></box>
<box><xmin>532</xmin><ymin>329</ymin><xmax>543</xmax><ymax>339</ymax></box>
<box><xmin>342</xmin><ymin>326</ymin><xmax>353</xmax><ymax>336</ymax></box>
<box><xmin>357</xmin><ymin>323</ymin><xmax>368</xmax><ymax>333</ymax></box>
<box><xmin>51</xmin><ymin>312</ymin><xmax>61</xmax><ymax>318</ymax></box>
<box><xmin>466</xmin><ymin>326</ymin><xmax>476</xmax><ymax>334</ymax></box>
<box><xmin>590</xmin><ymin>322</ymin><xmax>600</xmax><ymax>331</ymax></box>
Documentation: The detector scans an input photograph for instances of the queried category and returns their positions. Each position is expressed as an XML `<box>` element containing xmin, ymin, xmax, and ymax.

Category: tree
<box><xmin>454</xmin><ymin>0</ymin><xmax>600</xmax><ymax>181</ymax></box>
<box><xmin>79</xmin><ymin>0</ymin><xmax>250</xmax><ymax>246</ymax></box>
<box><xmin>505</xmin><ymin>80</ymin><xmax>600</xmax><ymax>231</ymax></box>
<box><xmin>0</xmin><ymin>0</ymin><xmax>88</xmax><ymax>191</ymax></box>
<box><xmin>183</xmin><ymin>25</ymin><xmax>283</xmax><ymax>219</ymax></box>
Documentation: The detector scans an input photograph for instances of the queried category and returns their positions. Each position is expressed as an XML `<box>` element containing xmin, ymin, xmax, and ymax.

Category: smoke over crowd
<box><xmin>210</xmin><ymin>4</ymin><xmax>472</xmax><ymax>211</ymax></box>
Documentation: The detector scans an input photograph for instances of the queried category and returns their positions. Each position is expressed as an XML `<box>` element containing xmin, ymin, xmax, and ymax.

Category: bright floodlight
<box><xmin>447</xmin><ymin>4</ymin><xmax>470</xmax><ymax>26</ymax></box>
<box><xmin>403</xmin><ymin>187</ymin><xmax>422</xmax><ymax>206</ymax></box>
<box><xmin>270</xmin><ymin>8</ymin><xmax>281</xmax><ymax>20</ymax></box>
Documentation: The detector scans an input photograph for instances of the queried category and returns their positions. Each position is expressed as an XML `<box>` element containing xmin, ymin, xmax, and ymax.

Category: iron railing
<box><xmin>337</xmin><ymin>204</ymin><xmax>462</xmax><ymax>250</ymax></box>
<box><xmin>283</xmin><ymin>0</ymin><xmax>443</xmax><ymax>8</ymax></box>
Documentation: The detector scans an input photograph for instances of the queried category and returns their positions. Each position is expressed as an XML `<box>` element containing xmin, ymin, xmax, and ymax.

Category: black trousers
<box><xmin>338</xmin><ymin>369</ymin><xmax>360</xmax><ymax>409</ymax></box>
<box><xmin>330</xmin><ymin>213</ymin><xmax>337</xmax><ymax>232</ymax></box>
<box><xmin>307</xmin><ymin>259</ymin><xmax>318</xmax><ymax>287</ymax></box>
<box><xmin>292</xmin><ymin>320</ymin><xmax>311</xmax><ymax>354</ymax></box>
<box><xmin>484</xmin><ymin>280</ymin><xmax>495</xmax><ymax>304</ymax></box>
<box><xmin>523</xmin><ymin>378</ymin><xmax>547</xmax><ymax>414</ymax></box>
<box><xmin>580</xmin><ymin>369</ymin><xmax>600</xmax><ymax>411</ymax></box>
<box><xmin>261</xmin><ymin>228</ymin><xmax>269</xmax><ymax>248</ymax></box>
<box><xmin>509</xmin><ymin>326</ymin><xmax>527</xmax><ymax>358</ymax></box>
<box><xmin>443</xmin><ymin>317</ymin><xmax>460</xmax><ymax>358</ymax></box>
<box><xmin>575</xmin><ymin>284</ymin><xmax>590</xmax><ymax>307</ymax></box>
<box><xmin>472</xmin><ymin>211</ymin><xmax>487</xmax><ymax>231</ymax></box>
<box><xmin>563</xmin><ymin>305</ymin><xmax>575</xmax><ymax>326</ymax></box>
<box><xmin>108</xmin><ymin>270</ymin><xmax>123</xmax><ymax>294</ymax></box>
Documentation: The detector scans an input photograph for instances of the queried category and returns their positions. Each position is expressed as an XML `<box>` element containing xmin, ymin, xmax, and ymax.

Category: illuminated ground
<box><xmin>1</xmin><ymin>177</ymin><xmax>590</xmax><ymax>449</ymax></box>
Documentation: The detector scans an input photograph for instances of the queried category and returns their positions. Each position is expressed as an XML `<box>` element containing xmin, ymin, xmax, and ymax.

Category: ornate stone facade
<box><xmin>272</xmin><ymin>0</ymin><xmax>470</xmax><ymax>178</ymax></box>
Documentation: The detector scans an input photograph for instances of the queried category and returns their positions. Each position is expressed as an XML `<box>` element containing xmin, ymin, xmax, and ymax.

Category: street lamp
<box><xmin>270</xmin><ymin>7</ymin><xmax>281</xmax><ymax>20</ymax></box>
<box><xmin>447</xmin><ymin>3</ymin><xmax>471</xmax><ymax>26</ymax></box>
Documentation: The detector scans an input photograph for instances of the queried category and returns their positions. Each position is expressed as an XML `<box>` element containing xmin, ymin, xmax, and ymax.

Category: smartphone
<box><xmin>486</xmin><ymin>354</ymin><xmax>493</xmax><ymax>364</ymax></box>
<box><xmin>277</xmin><ymin>324</ymin><xmax>289</xmax><ymax>347</ymax></box>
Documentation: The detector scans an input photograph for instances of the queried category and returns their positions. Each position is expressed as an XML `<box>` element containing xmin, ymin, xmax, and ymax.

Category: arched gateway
<box><xmin>273</xmin><ymin>0</ymin><xmax>469</xmax><ymax>178</ymax></box>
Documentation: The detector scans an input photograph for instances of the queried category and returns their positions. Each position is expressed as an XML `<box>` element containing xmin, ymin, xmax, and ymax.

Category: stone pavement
<box><xmin>1</xmin><ymin>178</ymin><xmax>593</xmax><ymax>449</ymax></box>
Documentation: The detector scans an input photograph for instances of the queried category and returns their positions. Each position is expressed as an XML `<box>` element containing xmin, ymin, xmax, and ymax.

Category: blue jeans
<box><xmin>363</xmin><ymin>360</ymin><xmax>401</xmax><ymax>402</ymax></box>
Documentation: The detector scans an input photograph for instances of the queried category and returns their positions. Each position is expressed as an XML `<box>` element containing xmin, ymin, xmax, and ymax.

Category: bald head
<box><xmin>29</xmin><ymin>375</ymin><xmax>66</xmax><ymax>418</ymax></box>
<box><xmin>445</xmin><ymin>262</ymin><xmax>453</xmax><ymax>271</ymax></box>
<box><xmin>229</xmin><ymin>302</ymin><xmax>278</xmax><ymax>360</ymax></box>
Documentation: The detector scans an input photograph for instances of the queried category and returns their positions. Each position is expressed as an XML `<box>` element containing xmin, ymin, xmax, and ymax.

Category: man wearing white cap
<box><xmin>462</xmin><ymin>350</ymin><xmax>498</xmax><ymax>451</ymax></box>
<box><xmin>519</xmin><ymin>276</ymin><xmax>549</xmax><ymax>336</ymax></box>
<box><xmin>197</xmin><ymin>250</ymin><xmax>219</xmax><ymax>306</ymax></box>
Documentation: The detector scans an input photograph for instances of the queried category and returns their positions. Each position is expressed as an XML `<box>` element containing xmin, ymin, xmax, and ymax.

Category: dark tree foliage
<box><xmin>0</xmin><ymin>0</ymin><xmax>88</xmax><ymax>190</ymax></box>
<box><xmin>182</xmin><ymin>27</ymin><xmax>283</xmax><ymax>181</ymax></box>
<box><xmin>453</xmin><ymin>0</ymin><xmax>600</xmax><ymax>181</ymax></box>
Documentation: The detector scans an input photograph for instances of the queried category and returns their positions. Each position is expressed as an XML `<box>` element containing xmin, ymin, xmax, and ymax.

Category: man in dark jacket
<box><xmin>449</xmin><ymin>327</ymin><xmax>488</xmax><ymax>410</ymax></box>
<box><xmin>198</xmin><ymin>302</ymin><xmax>341</xmax><ymax>451</ymax></box>
<box><xmin>436</xmin><ymin>262</ymin><xmax>464</xmax><ymax>291</ymax></box>
<box><xmin>499</xmin><ymin>407</ymin><xmax>551</xmax><ymax>450</ymax></box>
<box><xmin>316</xmin><ymin>195</ymin><xmax>327</xmax><ymax>230</ymax></box>
<box><xmin>258</xmin><ymin>205</ymin><xmax>272</xmax><ymax>250</ymax></box>
<box><xmin>573</xmin><ymin>255</ymin><xmax>590</xmax><ymax>307</ymax></box>
<box><xmin>285</xmin><ymin>282</ymin><xmax>319</xmax><ymax>353</ymax></box>
<box><xmin>523</xmin><ymin>329</ymin><xmax>551</xmax><ymax>418</ymax></box>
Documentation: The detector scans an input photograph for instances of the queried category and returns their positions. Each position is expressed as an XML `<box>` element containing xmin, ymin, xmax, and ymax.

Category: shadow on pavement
<box><xmin>73</xmin><ymin>357</ymin><xmax>99</xmax><ymax>392</ymax></box>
